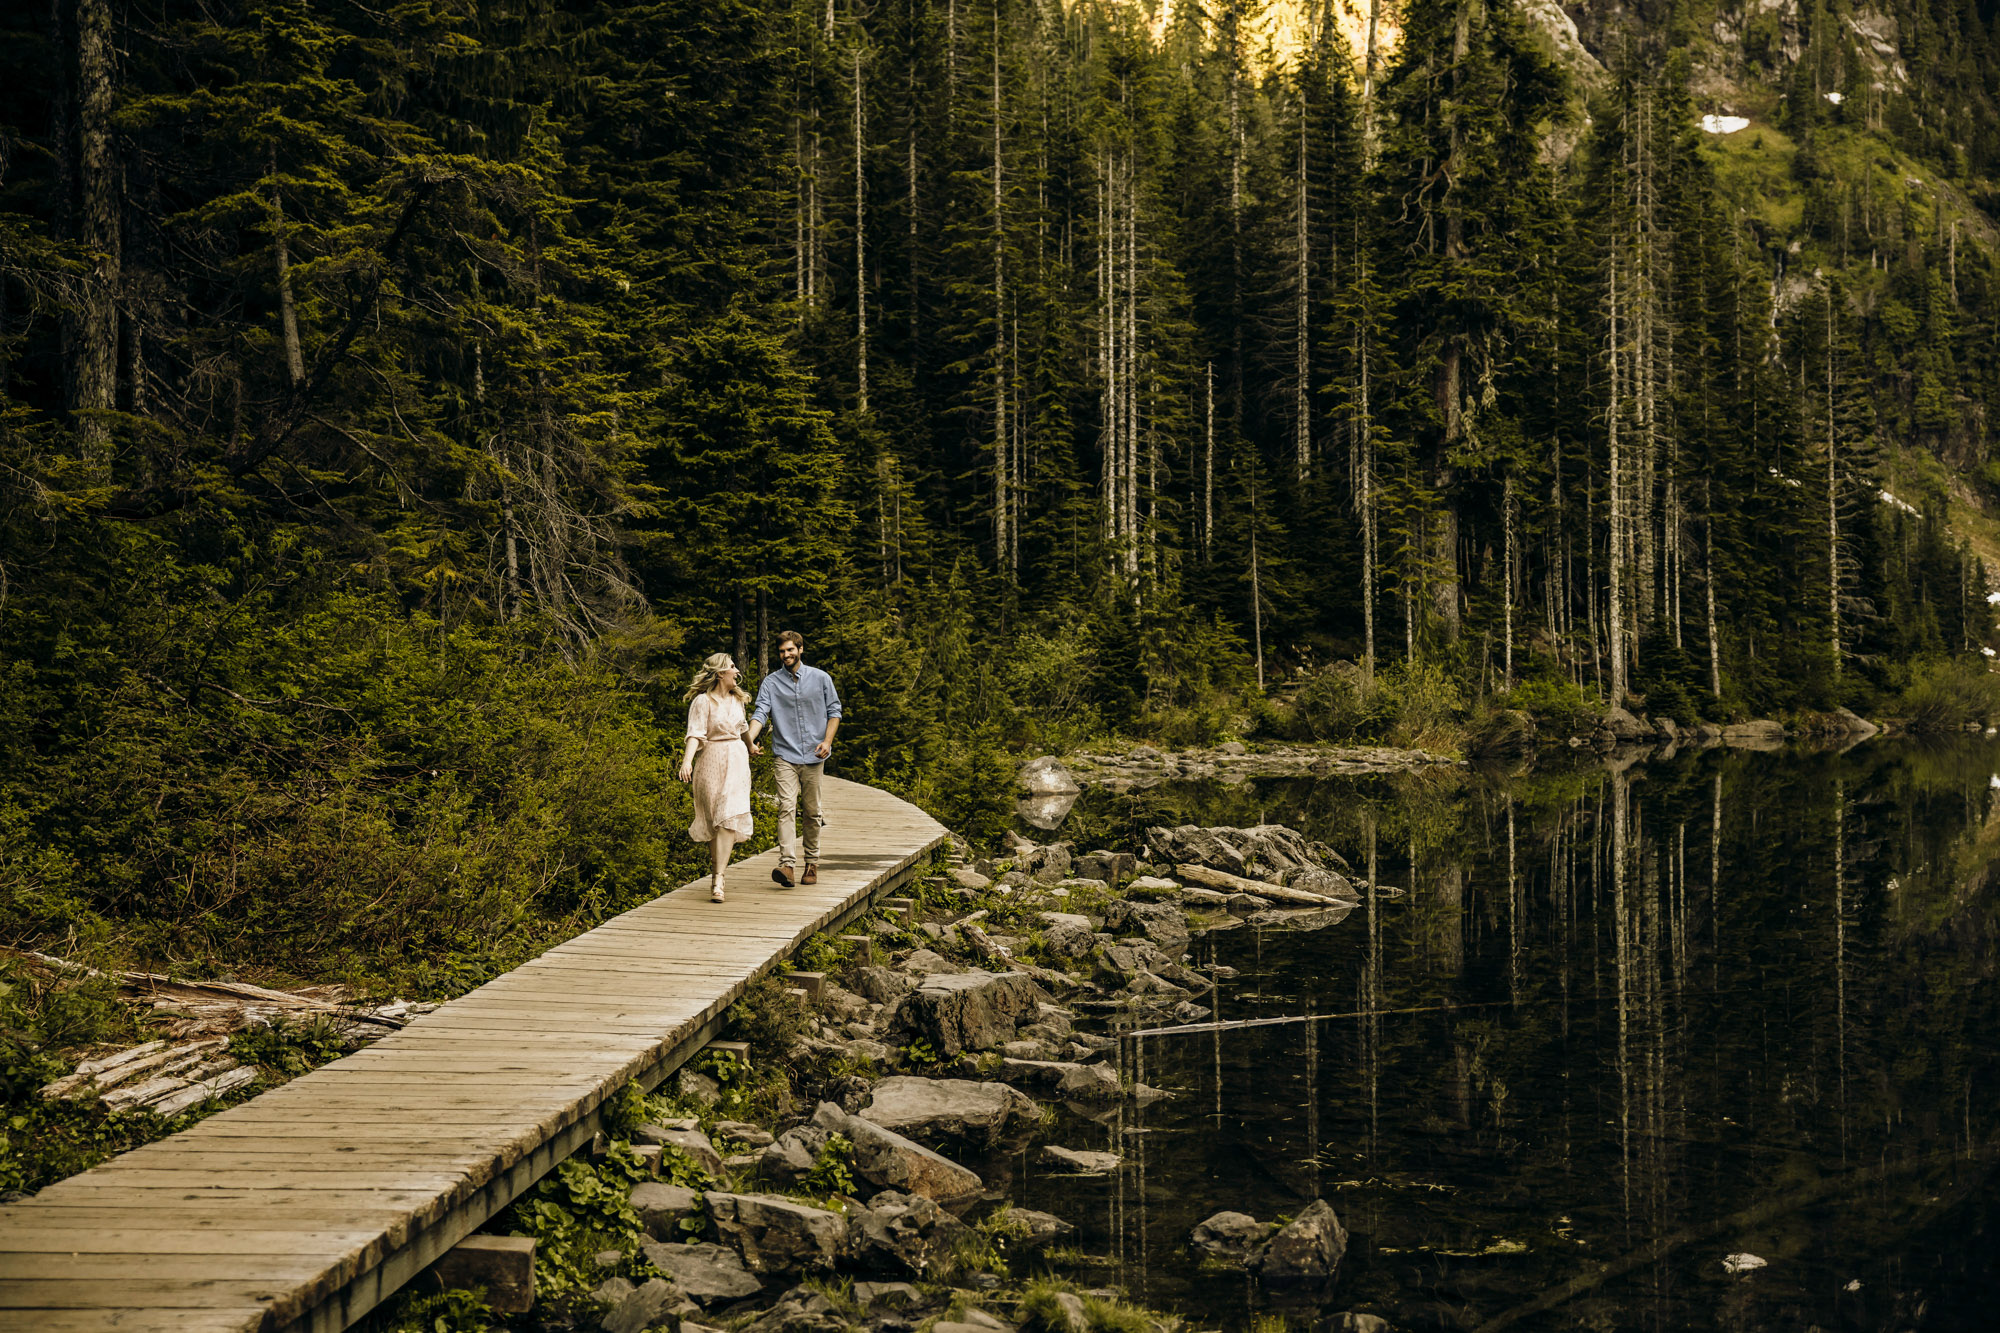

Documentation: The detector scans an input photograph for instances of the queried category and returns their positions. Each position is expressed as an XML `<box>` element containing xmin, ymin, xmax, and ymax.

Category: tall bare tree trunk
<box><xmin>1503</xmin><ymin>472</ymin><xmax>1515</xmax><ymax>689</ymax></box>
<box><xmin>1124</xmin><ymin>149</ymin><xmax>1139</xmax><ymax>583</ymax></box>
<box><xmin>1429</xmin><ymin>0</ymin><xmax>1472</xmax><ymax>643</ymax></box>
<box><xmin>271</xmin><ymin>150</ymin><xmax>303</xmax><ymax>386</ymax></box>
<box><xmin>1608</xmin><ymin>254</ymin><xmax>1627</xmax><ymax>705</ymax></box>
<box><xmin>1294</xmin><ymin>106</ymin><xmax>1310</xmax><ymax>479</ymax></box>
<box><xmin>1363</xmin><ymin>0</ymin><xmax>1382</xmax><ymax>163</ymax></box>
<box><xmin>61</xmin><ymin>0</ymin><xmax>120</xmax><ymax>459</ymax></box>
<box><xmin>1824</xmin><ymin>287</ymin><xmax>1840</xmax><ymax>679</ymax></box>
<box><xmin>1204</xmin><ymin>360</ymin><xmax>1214</xmax><ymax>562</ymax></box>
<box><xmin>854</xmin><ymin>41</ymin><xmax>869</xmax><ymax>415</ymax></box>
<box><xmin>991</xmin><ymin>8</ymin><xmax>1008</xmax><ymax>577</ymax></box>
<box><xmin>1249</xmin><ymin>459</ymin><xmax>1264</xmax><ymax>689</ymax></box>
<box><xmin>757</xmin><ymin>590</ymin><xmax>770</xmax><ymax>676</ymax></box>
<box><xmin>1706</xmin><ymin>492</ymin><xmax>1722</xmax><ymax>700</ymax></box>
<box><xmin>1357</xmin><ymin>217</ymin><xmax>1376</xmax><ymax>682</ymax></box>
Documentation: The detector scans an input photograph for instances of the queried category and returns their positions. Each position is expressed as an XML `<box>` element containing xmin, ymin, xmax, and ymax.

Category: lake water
<box><xmin>1000</xmin><ymin>740</ymin><xmax>2000</xmax><ymax>1332</ymax></box>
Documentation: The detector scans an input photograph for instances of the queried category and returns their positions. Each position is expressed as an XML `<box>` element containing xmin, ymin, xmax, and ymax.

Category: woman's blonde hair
<box><xmin>685</xmin><ymin>652</ymin><xmax>751</xmax><ymax>704</ymax></box>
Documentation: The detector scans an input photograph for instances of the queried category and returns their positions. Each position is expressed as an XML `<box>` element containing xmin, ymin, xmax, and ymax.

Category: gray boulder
<box><xmin>600</xmin><ymin>1277</ymin><xmax>692</xmax><ymax>1333</ymax></box>
<box><xmin>1040</xmin><ymin>1144</ymin><xmax>1122</xmax><ymax>1173</ymax></box>
<box><xmin>854</xmin><ymin>1280</ymin><xmax>924</xmax><ymax>1310</ymax></box>
<box><xmin>885</xmin><ymin>970</ymin><xmax>1049</xmax><ymax>1056</ymax></box>
<box><xmin>1145</xmin><ymin>824</ymin><xmax>1343</xmax><ymax>878</ymax></box>
<box><xmin>842</xmin><ymin>1111</ymin><xmax>984</xmax><ymax>1204</ymax></box>
<box><xmin>1279</xmin><ymin>866</ymin><xmax>1354</xmax><ymax>898</ymax></box>
<box><xmin>1094</xmin><ymin>938</ymin><xmax>1172</xmax><ymax>973</ymax></box>
<box><xmin>1190</xmin><ymin>1210</ymin><xmax>1266</xmax><ymax>1264</ymax></box>
<box><xmin>1018</xmin><ymin>756</ymin><xmax>1082</xmax><ymax>795</ymax></box>
<box><xmin>1327</xmin><ymin>1315</ymin><xmax>1392</xmax><ymax>1333</ymax></box>
<box><xmin>1073</xmin><ymin>850</ymin><xmax>1136</xmax><ymax>884</ymax></box>
<box><xmin>638</xmin><ymin>1240</ymin><xmax>763</xmax><ymax>1304</ymax></box>
<box><xmin>638</xmin><ymin>1123</ymin><xmax>724</xmax><ymax>1177</ymax></box>
<box><xmin>1834</xmin><ymin>706</ymin><xmax>1879</xmax><ymax>738</ymax></box>
<box><xmin>898</xmin><ymin>948</ymin><xmax>964</xmax><ymax>977</ymax></box>
<box><xmin>845</xmin><ymin>1187</ymin><xmax>970</xmax><ymax>1275</ymax></box>
<box><xmin>714</xmin><ymin>1120</ymin><xmax>775</xmax><ymax>1148</ymax></box>
<box><xmin>705</xmin><ymin>1192</ymin><xmax>846</xmax><ymax>1274</ymax></box>
<box><xmin>950</xmin><ymin>867</ymin><xmax>994</xmax><ymax>891</ymax></box>
<box><xmin>591</xmin><ymin>1276</ymin><xmax>635</xmax><ymax>1307</ymax></box>
<box><xmin>859</xmin><ymin>1076</ymin><xmax>1040</xmax><ymax>1148</ymax></box>
<box><xmin>1036</xmin><ymin>912</ymin><xmax>1097</xmax><ymax>959</ymax></box>
<box><xmin>1145</xmin><ymin>826</ymin><xmax>1247</xmax><ymax>875</ymax></box>
<box><xmin>1723</xmin><ymin>718</ymin><xmax>1786</xmax><ymax>750</ymax></box>
<box><xmin>1000</xmin><ymin>1059</ymin><xmax>1122</xmax><ymax>1101</ymax></box>
<box><xmin>756</xmin><ymin>1125</ymin><xmax>827</xmax><ymax>1186</ymax></box>
<box><xmin>1007</xmin><ymin>1207</ymin><xmax>1075</xmax><ymax>1249</ymax></box>
<box><xmin>851</xmin><ymin>965</ymin><xmax>914</xmax><ymax>1005</ymax></box>
<box><xmin>1101</xmin><ymin>900</ymin><xmax>1190</xmax><ymax>952</ymax></box>
<box><xmin>1253</xmin><ymin>1199</ymin><xmax>1347</xmax><ymax>1281</ymax></box>
<box><xmin>1021</xmin><ymin>842</ymin><xmax>1075</xmax><ymax>881</ymax></box>
<box><xmin>1604</xmin><ymin>706</ymin><xmax>1653</xmax><ymax>742</ymax></box>
<box><xmin>742</xmin><ymin>1286</ymin><xmax>845</xmax><ymax>1333</ymax></box>
<box><xmin>629</xmin><ymin>1181</ymin><xmax>702</xmax><ymax>1239</ymax></box>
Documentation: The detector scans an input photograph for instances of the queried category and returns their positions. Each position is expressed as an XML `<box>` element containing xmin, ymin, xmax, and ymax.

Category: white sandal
<box><xmin>710</xmin><ymin>878</ymin><xmax>726</xmax><ymax>903</ymax></box>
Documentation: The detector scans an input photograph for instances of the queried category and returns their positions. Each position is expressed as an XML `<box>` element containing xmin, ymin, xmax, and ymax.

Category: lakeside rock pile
<box><xmin>421</xmin><ymin>814</ymin><xmax>1390</xmax><ymax>1332</ymax></box>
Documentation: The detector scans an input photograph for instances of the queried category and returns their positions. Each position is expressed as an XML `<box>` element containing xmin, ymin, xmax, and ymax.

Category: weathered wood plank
<box><xmin>0</xmin><ymin>778</ymin><xmax>946</xmax><ymax>1333</ymax></box>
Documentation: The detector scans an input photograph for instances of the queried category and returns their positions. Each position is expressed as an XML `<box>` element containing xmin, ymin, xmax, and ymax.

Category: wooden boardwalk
<box><xmin>0</xmin><ymin>776</ymin><xmax>947</xmax><ymax>1333</ymax></box>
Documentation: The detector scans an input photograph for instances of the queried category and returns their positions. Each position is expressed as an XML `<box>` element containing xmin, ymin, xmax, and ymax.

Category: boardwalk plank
<box><xmin>0</xmin><ymin>776</ymin><xmax>944</xmax><ymax>1333</ymax></box>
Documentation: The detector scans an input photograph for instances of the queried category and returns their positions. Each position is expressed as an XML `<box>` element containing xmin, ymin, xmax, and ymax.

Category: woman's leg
<box><xmin>711</xmin><ymin>831</ymin><xmax>739</xmax><ymax>882</ymax></box>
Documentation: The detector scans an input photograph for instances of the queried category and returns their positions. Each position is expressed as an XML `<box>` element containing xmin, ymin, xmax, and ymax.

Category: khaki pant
<box><xmin>774</xmin><ymin>759</ymin><xmax>825</xmax><ymax>868</ymax></box>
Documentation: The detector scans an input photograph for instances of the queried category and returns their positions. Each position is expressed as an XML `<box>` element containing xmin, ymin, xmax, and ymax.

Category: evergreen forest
<box><xmin>7</xmin><ymin>0</ymin><xmax>2000</xmax><ymax>989</ymax></box>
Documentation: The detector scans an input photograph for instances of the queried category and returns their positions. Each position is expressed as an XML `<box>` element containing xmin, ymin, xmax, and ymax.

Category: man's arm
<box><xmin>814</xmin><ymin>674</ymin><xmax>843</xmax><ymax>759</ymax></box>
<box><xmin>747</xmin><ymin>677</ymin><xmax>773</xmax><ymax>744</ymax></box>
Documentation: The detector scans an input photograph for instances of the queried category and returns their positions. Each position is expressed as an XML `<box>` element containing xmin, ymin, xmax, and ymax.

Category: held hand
<box><xmin>748</xmin><ymin>741</ymin><xmax>763</xmax><ymax>756</ymax></box>
<box><xmin>814</xmin><ymin>740</ymin><xmax>832</xmax><ymax>759</ymax></box>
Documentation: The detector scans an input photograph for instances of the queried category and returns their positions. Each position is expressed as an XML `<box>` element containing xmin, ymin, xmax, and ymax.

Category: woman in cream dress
<box><xmin>677</xmin><ymin>653</ymin><xmax>760</xmax><ymax>901</ymax></box>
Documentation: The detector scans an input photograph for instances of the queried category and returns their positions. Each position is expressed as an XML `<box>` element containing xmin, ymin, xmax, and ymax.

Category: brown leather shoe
<box><xmin>801</xmin><ymin>864</ymin><xmax>818</xmax><ymax>885</ymax></box>
<box><xmin>771</xmin><ymin>865</ymin><xmax>795</xmax><ymax>888</ymax></box>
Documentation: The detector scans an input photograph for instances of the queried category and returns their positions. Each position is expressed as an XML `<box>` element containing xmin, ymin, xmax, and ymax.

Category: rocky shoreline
<box><xmin>420</xmin><ymin>821</ymin><xmax>1385</xmax><ymax>1333</ymax></box>
<box><xmin>1014</xmin><ymin>745</ymin><xmax>1464</xmax><ymax>828</ymax></box>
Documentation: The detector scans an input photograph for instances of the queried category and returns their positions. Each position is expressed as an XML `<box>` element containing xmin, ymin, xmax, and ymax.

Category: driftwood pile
<box><xmin>5</xmin><ymin>947</ymin><xmax>435</xmax><ymax>1117</ymax></box>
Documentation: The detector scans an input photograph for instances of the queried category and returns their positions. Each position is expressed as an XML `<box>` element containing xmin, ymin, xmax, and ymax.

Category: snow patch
<box><xmin>1768</xmin><ymin>466</ymin><xmax>1802</xmax><ymax>489</ymax></box>
<box><xmin>1723</xmin><ymin>1253</ymin><xmax>1769</xmax><ymax>1275</ymax></box>
<box><xmin>1987</xmin><ymin>590</ymin><xmax>2000</xmax><ymax>605</ymax></box>
<box><xmin>1702</xmin><ymin>114</ymin><xmax>1751</xmax><ymax>134</ymax></box>
<box><xmin>1880</xmin><ymin>489</ymin><xmax>1921</xmax><ymax>516</ymax></box>
<box><xmin>1824</xmin><ymin>91</ymin><xmax>1845</xmax><ymax>105</ymax></box>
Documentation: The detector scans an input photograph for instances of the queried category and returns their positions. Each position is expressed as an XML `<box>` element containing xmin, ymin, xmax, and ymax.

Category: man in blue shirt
<box><xmin>746</xmin><ymin>630</ymin><xmax>843</xmax><ymax>887</ymax></box>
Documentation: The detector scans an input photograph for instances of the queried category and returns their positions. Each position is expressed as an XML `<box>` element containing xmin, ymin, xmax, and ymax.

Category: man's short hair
<box><xmin>777</xmin><ymin>630</ymin><xmax>805</xmax><ymax>651</ymax></box>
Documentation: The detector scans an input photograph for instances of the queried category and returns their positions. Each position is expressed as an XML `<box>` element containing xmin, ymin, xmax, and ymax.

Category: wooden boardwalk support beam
<box><xmin>0</xmin><ymin>777</ymin><xmax>946</xmax><ymax>1333</ymax></box>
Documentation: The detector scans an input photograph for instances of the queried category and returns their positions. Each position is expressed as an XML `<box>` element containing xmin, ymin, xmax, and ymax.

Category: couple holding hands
<box><xmin>678</xmin><ymin>630</ymin><xmax>842</xmax><ymax>902</ymax></box>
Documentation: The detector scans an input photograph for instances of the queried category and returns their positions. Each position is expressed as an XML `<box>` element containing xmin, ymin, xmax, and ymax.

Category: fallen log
<box><xmin>1173</xmin><ymin>864</ymin><xmax>1358</xmax><ymax>907</ymax></box>
<box><xmin>1</xmin><ymin>946</ymin><xmax>408</xmax><ymax>1029</ymax></box>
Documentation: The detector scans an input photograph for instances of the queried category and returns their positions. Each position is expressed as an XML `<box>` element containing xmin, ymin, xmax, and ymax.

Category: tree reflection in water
<box><xmin>1008</xmin><ymin>739</ymin><xmax>2000</xmax><ymax>1331</ymax></box>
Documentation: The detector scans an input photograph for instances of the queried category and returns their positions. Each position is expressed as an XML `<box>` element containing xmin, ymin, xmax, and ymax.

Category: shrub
<box><xmin>726</xmin><ymin>977</ymin><xmax>810</xmax><ymax>1063</ymax></box>
<box><xmin>1004</xmin><ymin>627</ymin><xmax>1102</xmax><ymax>752</ymax></box>
<box><xmin>910</xmin><ymin>726</ymin><xmax>1015</xmax><ymax>846</ymax></box>
<box><xmin>1289</xmin><ymin>664</ymin><xmax>1394</xmax><ymax>742</ymax></box>
<box><xmin>1900</xmin><ymin>656</ymin><xmax>2000</xmax><ymax>731</ymax></box>
<box><xmin>1497</xmin><ymin>674</ymin><xmax>1595</xmax><ymax>734</ymax></box>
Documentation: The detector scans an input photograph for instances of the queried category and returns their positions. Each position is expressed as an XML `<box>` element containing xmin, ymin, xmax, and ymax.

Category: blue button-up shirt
<box><xmin>751</xmin><ymin>662</ymin><xmax>843</xmax><ymax>767</ymax></box>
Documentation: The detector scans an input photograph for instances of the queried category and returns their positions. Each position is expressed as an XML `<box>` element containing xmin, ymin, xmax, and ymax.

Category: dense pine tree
<box><xmin>8</xmin><ymin>0</ymin><xmax>2000</xmax><ymax>971</ymax></box>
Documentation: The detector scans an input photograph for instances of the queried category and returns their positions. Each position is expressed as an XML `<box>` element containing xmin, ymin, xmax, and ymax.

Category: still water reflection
<box><xmin>1005</xmin><ymin>740</ymin><xmax>2000</xmax><ymax>1332</ymax></box>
